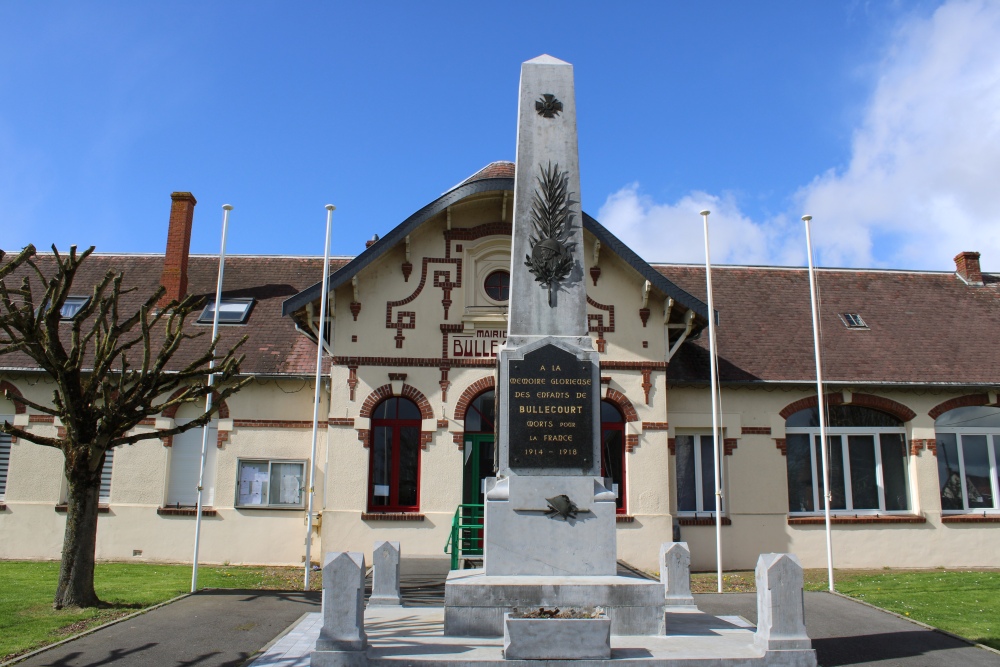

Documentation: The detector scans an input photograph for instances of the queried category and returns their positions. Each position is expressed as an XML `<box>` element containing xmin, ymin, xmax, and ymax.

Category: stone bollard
<box><xmin>660</xmin><ymin>542</ymin><xmax>696</xmax><ymax>606</ymax></box>
<box><xmin>753</xmin><ymin>553</ymin><xmax>813</xmax><ymax>654</ymax></box>
<box><xmin>368</xmin><ymin>541</ymin><xmax>402</xmax><ymax>606</ymax></box>
<box><xmin>311</xmin><ymin>552</ymin><xmax>368</xmax><ymax>667</ymax></box>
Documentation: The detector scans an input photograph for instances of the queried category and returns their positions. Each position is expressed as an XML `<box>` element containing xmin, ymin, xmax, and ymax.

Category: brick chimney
<box><xmin>159</xmin><ymin>192</ymin><xmax>197</xmax><ymax>306</ymax></box>
<box><xmin>954</xmin><ymin>251</ymin><xmax>983</xmax><ymax>286</ymax></box>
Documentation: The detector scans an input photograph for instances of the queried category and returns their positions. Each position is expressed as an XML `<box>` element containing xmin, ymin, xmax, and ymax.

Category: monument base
<box><xmin>443</xmin><ymin>569</ymin><xmax>665</xmax><ymax>637</ymax></box>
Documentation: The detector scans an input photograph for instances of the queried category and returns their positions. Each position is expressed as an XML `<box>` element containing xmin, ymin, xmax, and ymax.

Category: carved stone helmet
<box><xmin>532</xmin><ymin>238</ymin><xmax>564</xmax><ymax>264</ymax></box>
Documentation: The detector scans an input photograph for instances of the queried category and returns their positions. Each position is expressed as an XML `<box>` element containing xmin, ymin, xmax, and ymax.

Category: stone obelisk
<box><xmin>486</xmin><ymin>54</ymin><xmax>616</xmax><ymax>576</ymax></box>
<box><xmin>443</xmin><ymin>56</ymin><xmax>664</xmax><ymax>639</ymax></box>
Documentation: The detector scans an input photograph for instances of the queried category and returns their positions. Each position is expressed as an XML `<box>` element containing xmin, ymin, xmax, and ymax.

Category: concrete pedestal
<box><xmin>444</xmin><ymin>569</ymin><xmax>665</xmax><ymax>637</ymax></box>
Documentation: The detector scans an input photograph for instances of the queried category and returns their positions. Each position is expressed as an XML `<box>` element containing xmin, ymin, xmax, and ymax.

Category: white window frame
<box><xmin>674</xmin><ymin>433</ymin><xmax>726</xmax><ymax>517</ymax></box>
<box><xmin>197</xmin><ymin>298</ymin><xmax>254</xmax><ymax>325</ymax></box>
<box><xmin>785</xmin><ymin>426</ymin><xmax>910</xmax><ymax>515</ymax></box>
<box><xmin>164</xmin><ymin>420</ymin><xmax>218</xmax><ymax>508</ymax></box>
<box><xmin>935</xmin><ymin>428</ymin><xmax>1000</xmax><ymax>514</ymax></box>
<box><xmin>99</xmin><ymin>447</ymin><xmax>114</xmax><ymax>504</ymax></box>
<box><xmin>235</xmin><ymin>458</ymin><xmax>307</xmax><ymax>509</ymax></box>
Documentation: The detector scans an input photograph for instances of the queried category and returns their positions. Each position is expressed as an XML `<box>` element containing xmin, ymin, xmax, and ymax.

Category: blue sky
<box><xmin>3</xmin><ymin>1</ymin><xmax>997</xmax><ymax>271</ymax></box>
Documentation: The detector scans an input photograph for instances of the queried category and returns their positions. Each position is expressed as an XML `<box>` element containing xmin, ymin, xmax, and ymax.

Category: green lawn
<box><xmin>691</xmin><ymin>567</ymin><xmax>1000</xmax><ymax>651</ymax></box>
<box><xmin>0</xmin><ymin>560</ymin><xmax>319</xmax><ymax>662</ymax></box>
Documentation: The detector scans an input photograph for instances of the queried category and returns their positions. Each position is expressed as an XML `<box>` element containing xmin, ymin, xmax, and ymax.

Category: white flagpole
<box><xmin>191</xmin><ymin>203</ymin><xmax>232</xmax><ymax>593</ymax></box>
<box><xmin>304</xmin><ymin>204</ymin><xmax>335</xmax><ymax>590</ymax></box>
<box><xmin>803</xmin><ymin>214</ymin><xmax>834</xmax><ymax>592</ymax></box>
<box><xmin>700</xmin><ymin>210</ymin><xmax>724</xmax><ymax>593</ymax></box>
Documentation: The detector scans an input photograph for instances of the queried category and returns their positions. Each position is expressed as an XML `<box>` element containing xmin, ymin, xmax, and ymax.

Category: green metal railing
<box><xmin>444</xmin><ymin>503</ymin><xmax>484</xmax><ymax>570</ymax></box>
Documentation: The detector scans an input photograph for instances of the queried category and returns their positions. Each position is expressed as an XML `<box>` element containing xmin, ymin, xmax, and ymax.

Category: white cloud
<box><xmin>601</xmin><ymin>0</ymin><xmax>1000</xmax><ymax>271</ymax></box>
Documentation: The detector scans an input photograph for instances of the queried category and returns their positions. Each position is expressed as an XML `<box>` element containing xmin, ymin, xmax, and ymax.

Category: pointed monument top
<box><xmin>525</xmin><ymin>54</ymin><xmax>570</xmax><ymax>66</ymax></box>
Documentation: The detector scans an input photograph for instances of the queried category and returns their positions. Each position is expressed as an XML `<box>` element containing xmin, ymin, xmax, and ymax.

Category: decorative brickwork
<box><xmin>0</xmin><ymin>381</ymin><xmax>26</xmax><ymax>414</ymax></box>
<box><xmin>347</xmin><ymin>363</ymin><xmax>359</xmax><ymax>401</ymax></box>
<box><xmin>668</xmin><ymin>438</ymin><xmax>676</xmax><ymax>455</ymax></box>
<box><xmin>29</xmin><ymin>414</ymin><xmax>54</xmax><ymax>423</ymax></box>
<box><xmin>161</xmin><ymin>388</ymin><xmax>230</xmax><ymax>420</ymax></box>
<box><xmin>232</xmin><ymin>420</ymin><xmax>324</xmax><ymax>428</ymax></box>
<box><xmin>928</xmin><ymin>394</ymin><xmax>993</xmax><ymax>420</ymax></box>
<box><xmin>57</xmin><ymin>504</ymin><xmax>110</xmax><ymax>514</ymax></box>
<box><xmin>349</xmin><ymin>302</ymin><xmax>361</xmax><ymax>321</ymax></box>
<box><xmin>453</xmin><ymin>377</ymin><xmax>496</xmax><ymax>421</ymax></box>
<box><xmin>604</xmin><ymin>389</ymin><xmax>639</xmax><ymax>423</ymax></box>
<box><xmin>361</xmin><ymin>512</ymin><xmax>425</xmax><ymax>521</ymax></box>
<box><xmin>439</xmin><ymin>365</ymin><xmax>451</xmax><ymax>402</ymax></box>
<box><xmin>788</xmin><ymin>514</ymin><xmax>926</xmax><ymax>525</ymax></box>
<box><xmin>401</xmin><ymin>261</ymin><xmax>413</xmax><ymax>282</ymax></box>
<box><xmin>641</xmin><ymin>368</ymin><xmax>652</xmax><ymax>405</ymax></box>
<box><xmin>157</xmin><ymin>507</ymin><xmax>218</xmax><ymax>517</ymax></box>
<box><xmin>774</xmin><ymin>438</ymin><xmax>787</xmax><ymax>456</ymax></box>
<box><xmin>678</xmin><ymin>516</ymin><xmax>732</xmax><ymax>526</ymax></box>
<box><xmin>615</xmin><ymin>515</ymin><xmax>634</xmax><ymax>523</ymax></box>
<box><xmin>388</xmin><ymin>373</ymin><xmax>408</xmax><ymax>382</ymax></box>
<box><xmin>625</xmin><ymin>434</ymin><xmax>639</xmax><ymax>453</ymax></box>
<box><xmin>643</xmin><ymin>422</ymin><xmax>669</xmax><ymax>430</ymax></box>
<box><xmin>437</xmin><ymin>419</ymin><xmax>449</xmax><ymax>429</ymax></box>
<box><xmin>330</xmin><ymin>356</ymin><xmax>668</xmax><ymax>372</ymax></box>
<box><xmin>590</xmin><ymin>266</ymin><xmax>601</xmax><ymax>286</ymax></box>
<box><xmin>910</xmin><ymin>438</ymin><xmax>936</xmax><ymax>455</ymax></box>
<box><xmin>328</xmin><ymin>418</ymin><xmax>355</xmax><ymax>427</ymax></box>
<box><xmin>359</xmin><ymin>384</ymin><xmax>434</xmax><ymax>420</ymax></box>
<box><xmin>358</xmin><ymin>429</ymin><xmax>369</xmax><ymax>446</ymax></box>
<box><xmin>941</xmin><ymin>514</ymin><xmax>1000</xmax><ymax>523</ymax></box>
<box><xmin>741</xmin><ymin>426</ymin><xmax>772</xmax><ymax>435</ymax></box>
<box><xmin>723</xmin><ymin>438</ymin><xmax>738</xmax><ymax>456</ymax></box>
<box><xmin>778</xmin><ymin>393</ymin><xmax>915</xmax><ymax>422</ymax></box>
<box><xmin>586</xmin><ymin>296</ymin><xmax>615</xmax><ymax>353</ymax></box>
<box><xmin>453</xmin><ymin>433</ymin><xmax>465</xmax><ymax>448</ymax></box>
<box><xmin>639</xmin><ymin>307</ymin><xmax>650</xmax><ymax>327</ymax></box>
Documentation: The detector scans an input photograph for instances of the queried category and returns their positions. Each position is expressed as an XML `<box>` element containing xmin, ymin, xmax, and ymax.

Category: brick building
<box><xmin>2</xmin><ymin>165</ymin><xmax>999</xmax><ymax>572</ymax></box>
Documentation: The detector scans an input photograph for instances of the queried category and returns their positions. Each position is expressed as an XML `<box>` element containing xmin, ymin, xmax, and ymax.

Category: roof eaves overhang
<box><xmin>283</xmin><ymin>176</ymin><xmax>711</xmax><ymax>329</ymax></box>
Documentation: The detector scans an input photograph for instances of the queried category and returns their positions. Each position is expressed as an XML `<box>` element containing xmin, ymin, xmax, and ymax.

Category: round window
<box><xmin>484</xmin><ymin>270</ymin><xmax>510</xmax><ymax>302</ymax></box>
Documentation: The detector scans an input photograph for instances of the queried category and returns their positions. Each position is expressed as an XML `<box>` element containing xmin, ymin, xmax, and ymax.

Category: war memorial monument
<box><xmin>308</xmin><ymin>55</ymin><xmax>817</xmax><ymax>667</ymax></box>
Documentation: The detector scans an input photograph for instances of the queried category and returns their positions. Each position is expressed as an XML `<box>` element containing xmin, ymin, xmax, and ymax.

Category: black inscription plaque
<box><xmin>508</xmin><ymin>344</ymin><xmax>594</xmax><ymax>469</ymax></box>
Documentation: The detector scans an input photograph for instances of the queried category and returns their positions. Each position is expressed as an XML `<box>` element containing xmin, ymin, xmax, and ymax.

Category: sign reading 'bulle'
<box><xmin>508</xmin><ymin>344</ymin><xmax>593</xmax><ymax>469</ymax></box>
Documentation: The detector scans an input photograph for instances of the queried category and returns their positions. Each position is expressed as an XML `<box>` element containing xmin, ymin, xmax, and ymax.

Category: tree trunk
<box><xmin>54</xmin><ymin>451</ymin><xmax>104</xmax><ymax>609</ymax></box>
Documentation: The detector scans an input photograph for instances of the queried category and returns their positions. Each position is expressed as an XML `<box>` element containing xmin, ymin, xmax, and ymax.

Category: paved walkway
<box><xmin>10</xmin><ymin>576</ymin><xmax>1000</xmax><ymax>666</ymax></box>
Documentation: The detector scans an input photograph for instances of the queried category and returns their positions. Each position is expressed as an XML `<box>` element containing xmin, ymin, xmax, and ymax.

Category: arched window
<box><xmin>935</xmin><ymin>406</ymin><xmax>1000</xmax><ymax>513</ymax></box>
<box><xmin>601</xmin><ymin>401</ymin><xmax>626</xmax><ymax>514</ymax></box>
<box><xmin>369</xmin><ymin>397</ymin><xmax>422</xmax><ymax>512</ymax></box>
<box><xmin>465</xmin><ymin>390</ymin><xmax>496</xmax><ymax>435</ymax></box>
<box><xmin>785</xmin><ymin>404</ymin><xmax>909</xmax><ymax>514</ymax></box>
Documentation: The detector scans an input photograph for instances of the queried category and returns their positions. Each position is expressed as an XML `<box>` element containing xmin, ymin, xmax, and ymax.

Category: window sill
<box><xmin>55</xmin><ymin>504</ymin><xmax>110</xmax><ymax>514</ymax></box>
<box><xmin>788</xmin><ymin>514</ymin><xmax>925</xmax><ymax>525</ymax></box>
<box><xmin>236</xmin><ymin>505</ymin><xmax>305</xmax><ymax>511</ymax></box>
<box><xmin>362</xmin><ymin>512</ymin><xmax>425</xmax><ymax>521</ymax></box>
<box><xmin>941</xmin><ymin>514</ymin><xmax>1000</xmax><ymax>523</ymax></box>
<box><xmin>0</xmin><ymin>502</ymin><xmax>6</xmax><ymax>511</ymax></box>
<box><xmin>677</xmin><ymin>516</ymin><xmax>732</xmax><ymax>526</ymax></box>
<box><xmin>157</xmin><ymin>507</ymin><xmax>218</xmax><ymax>517</ymax></box>
<box><xmin>616</xmin><ymin>515</ymin><xmax>635</xmax><ymax>523</ymax></box>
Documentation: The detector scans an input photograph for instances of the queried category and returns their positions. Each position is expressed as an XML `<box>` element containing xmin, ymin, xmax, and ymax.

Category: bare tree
<box><xmin>0</xmin><ymin>245</ymin><xmax>250</xmax><ymax>609</ymax></box>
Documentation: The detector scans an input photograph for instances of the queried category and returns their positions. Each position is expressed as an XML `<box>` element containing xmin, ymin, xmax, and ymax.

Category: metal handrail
<box><xmin>444</xmin><ymin>503</ymin><xmax>484</xmax><ymax>570</ymax></box>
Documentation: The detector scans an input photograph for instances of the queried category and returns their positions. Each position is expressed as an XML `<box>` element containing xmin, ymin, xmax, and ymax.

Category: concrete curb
<box><xmin>0</xmin><ymin>592</ymin><xmax>191</xmax><ymax>667</ymax></box>
<box><xmin>240</xmin><ymin>611</ymin><xmax>310</xmax><ymax>667</ymax></box>
<box><xmin>827</xmin><ymin>590</ymin><xmax>1000</xmax><ymax>656</ymax></box>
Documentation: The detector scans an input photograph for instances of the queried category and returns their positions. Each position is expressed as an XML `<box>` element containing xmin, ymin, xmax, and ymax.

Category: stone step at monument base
<box><xmin>443</xmin><ymin>569</ymin><xmax>666</xmax><ymax>637</ymax></box>
<box><xmin>299</xmin><ymin>606</ymin><xmax>817</xmax><ymax>667</ymax></box>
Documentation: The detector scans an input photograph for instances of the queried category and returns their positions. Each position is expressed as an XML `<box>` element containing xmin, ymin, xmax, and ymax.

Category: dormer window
<box><xmin>840</xmin><ymin>313</ymin><xmax>868</xmax><ymax>329</ymax></box>
<box><xmin>197</xmin><ymin>298</ymin><xmax>254</xmax><ymax>325</ymax></box>
<box><xmin>59</xmin><ymin>296</ymin><xmax>90</xmax><ymax>320</ymax></box>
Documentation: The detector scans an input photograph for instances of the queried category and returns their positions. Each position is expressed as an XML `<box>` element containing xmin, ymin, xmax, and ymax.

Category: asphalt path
<box><xmin>12</xmin><ymin>583</ymin><xmax>1000</xmax><ymax>666</ymax></box>
<box><xmin>697</xmin><ymin>592</ymin><xmax>1000</xmax><ymax>667</ymax></box>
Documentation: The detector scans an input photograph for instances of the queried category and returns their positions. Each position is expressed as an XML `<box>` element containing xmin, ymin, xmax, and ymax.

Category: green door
<box><xmin>463</xmin><ymin>434</ymin><xmax>495</xmax><ymax>505</ymax></box>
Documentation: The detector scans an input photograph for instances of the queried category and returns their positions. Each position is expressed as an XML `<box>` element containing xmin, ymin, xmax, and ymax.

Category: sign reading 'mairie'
<box><xmin>508</xmin><ymin>344</ymin><xmax>594</xmax><ymax>469</ymax></box>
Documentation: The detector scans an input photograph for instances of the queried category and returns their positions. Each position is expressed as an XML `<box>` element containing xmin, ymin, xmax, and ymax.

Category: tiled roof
<box><xmin>0</xmin><ymin>252</ymin><xmax>348</xmax><ymax>376</ymax></box>
<box><xmin>454</xmin><ymin>161</ymin><xmax>515</xmax><ymax>189</ymax></box>
<box><xmin>660</xmin><ymin>264</ymin><xmax>1000</xmax><ymax>386</ymax></box>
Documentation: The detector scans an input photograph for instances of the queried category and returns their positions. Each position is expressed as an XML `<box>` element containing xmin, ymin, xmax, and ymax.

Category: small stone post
<box><xmin>369</xmin><ymin>540</ymin><xmax>402</xmax><ymax>606</ymax></box>
<box><xmin>753</xmin><ymin>553</ymin><xmax>813</xmax><ymax>653</ymax></box>
<box><xmin>660</xmin><ymin>542</ymin><xmax>695</xmax><ymax>606</ymax></box>
<box><xmin>311</xmin><ymin>552</ymin><xmax>367</xmax><ymax>667</ymax></box>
